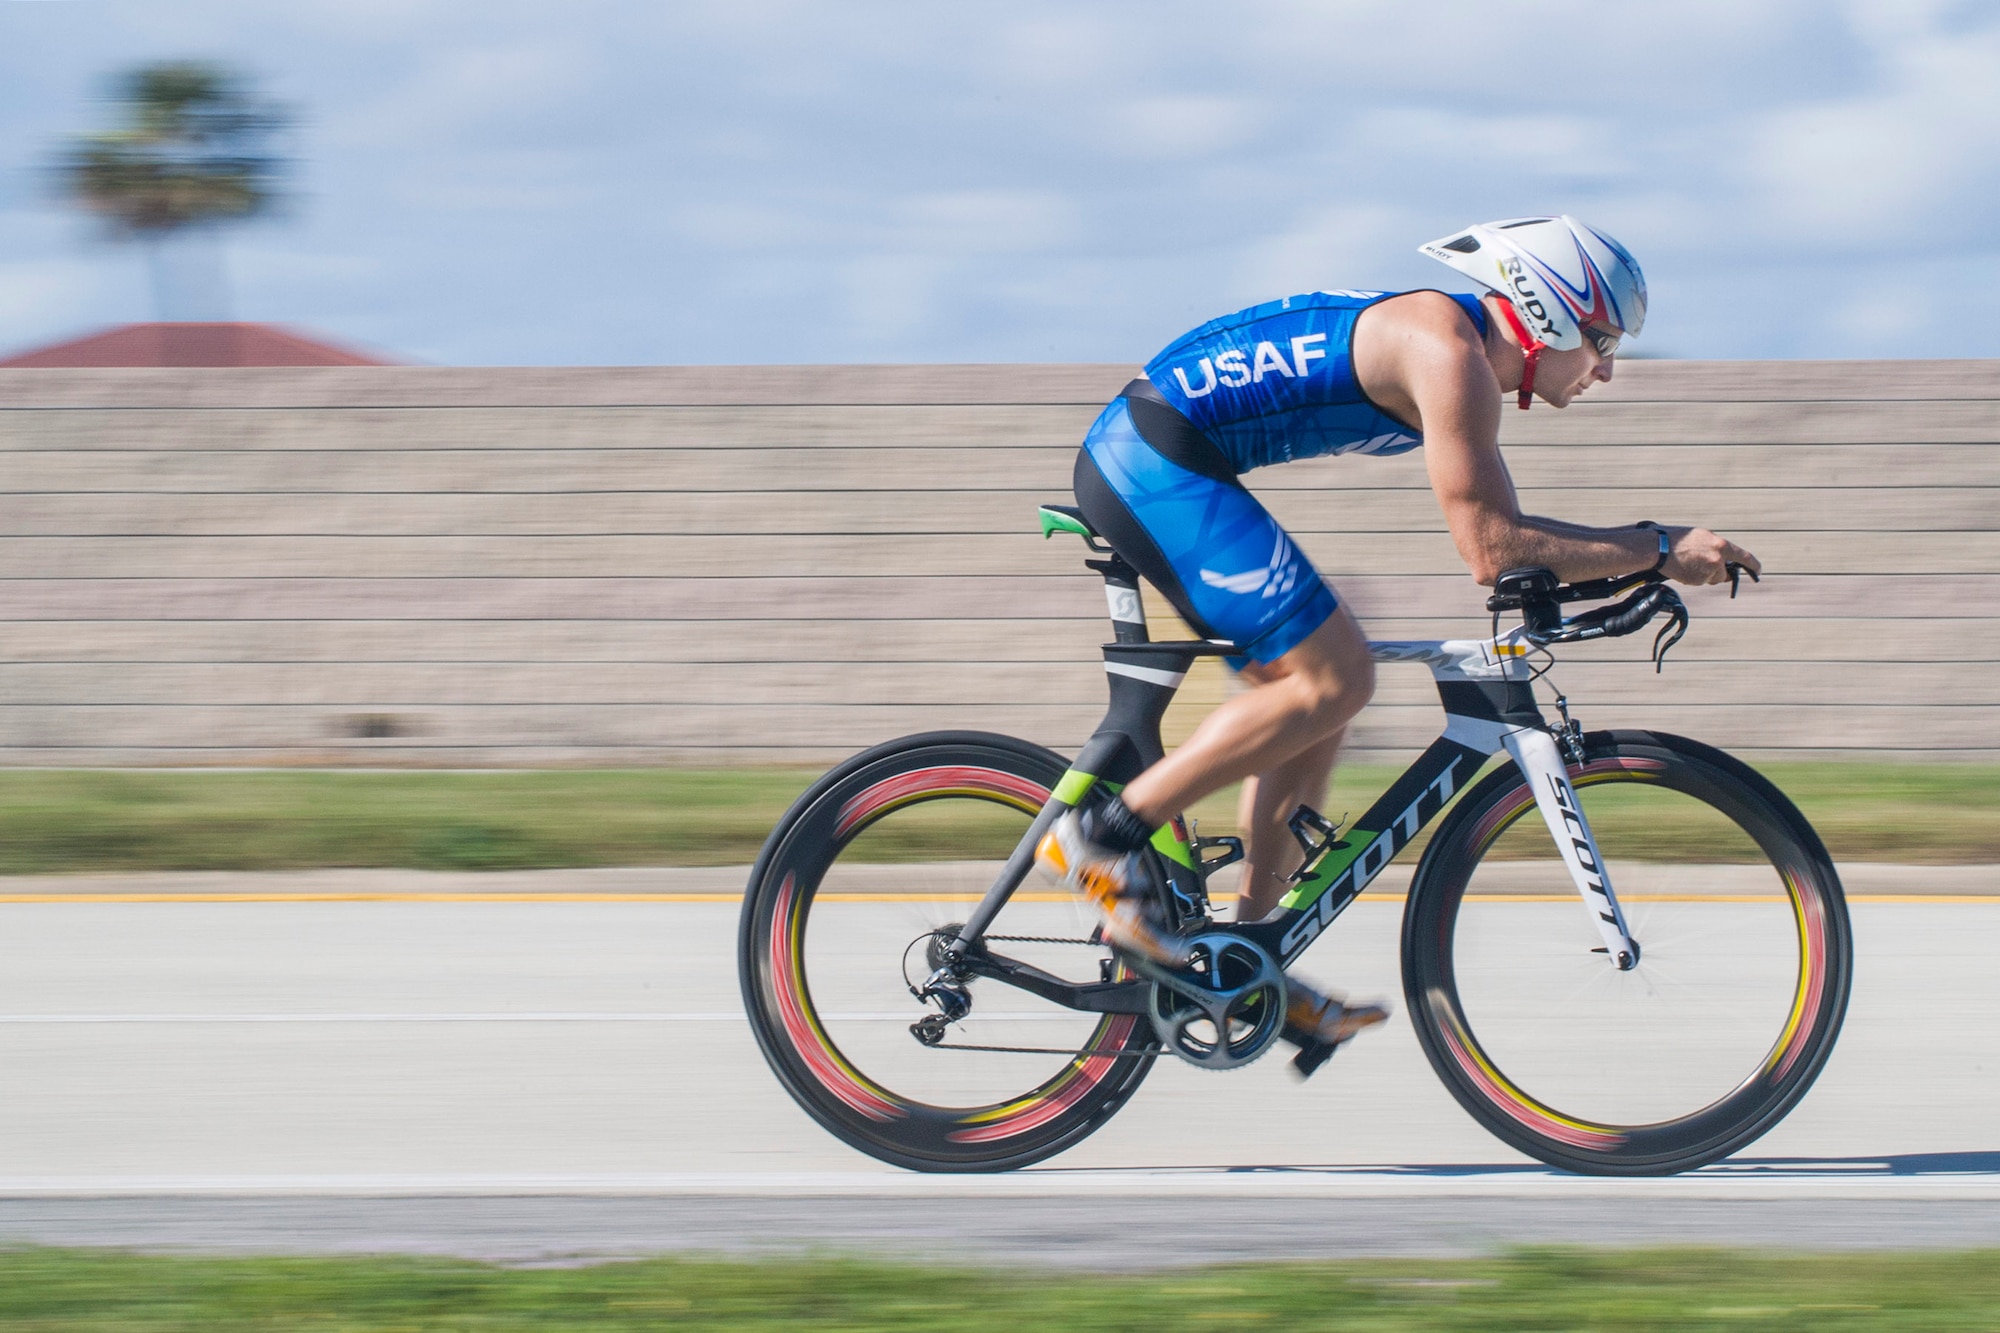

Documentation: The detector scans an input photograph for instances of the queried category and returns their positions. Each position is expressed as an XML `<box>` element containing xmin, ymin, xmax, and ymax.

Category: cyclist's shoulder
<box><xmin>1160</xmin><ymin>289</ymin><xmax>1395</xmax><ymax>344</ymax></box>
<box><xmin>1358</xmin><ymin>289</ymin><xmax>1489</xmax><ymax>342</ymax></box>
<box><xmin>1347</xmin><ymin>292</ymin><xmax>1492</xmax><ymax>427</ymax></box>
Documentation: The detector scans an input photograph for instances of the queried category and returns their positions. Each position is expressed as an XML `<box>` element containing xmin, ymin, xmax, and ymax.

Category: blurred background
<box><xmin>0</xmin><ymin>0</ymin><xmax>1994</xmax><ymax>1278</ymax></box>
<box><xmin>0</xmin><ymin>0</ymin><xmax>1994</xmax><ymax>789</ymax></box>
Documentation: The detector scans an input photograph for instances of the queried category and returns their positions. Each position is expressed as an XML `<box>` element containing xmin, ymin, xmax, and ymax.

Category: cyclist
<box><xmin>1036</xmin><ymin>215</ymin><xmax>1762</xmax><ymax>1050</ymax></box>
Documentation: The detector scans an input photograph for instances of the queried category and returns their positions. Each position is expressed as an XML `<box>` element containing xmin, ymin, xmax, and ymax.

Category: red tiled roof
<box><xmin>0</xmin><ymin>323</ymin><xmax>396</xmax><ymax>368</ymax></box>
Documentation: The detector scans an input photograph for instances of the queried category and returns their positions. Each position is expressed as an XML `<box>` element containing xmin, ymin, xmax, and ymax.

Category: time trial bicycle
<box><xmin>738</xmin><ymin>504</ymin><xmax>1851</xmax><ymax>1175</ymax></box>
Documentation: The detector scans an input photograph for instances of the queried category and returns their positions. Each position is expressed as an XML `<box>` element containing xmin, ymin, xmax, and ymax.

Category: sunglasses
<box><xmin>1583</xmin><ymin>324</ymin><xmax>1622</xmax><ymax>359</ymax></box>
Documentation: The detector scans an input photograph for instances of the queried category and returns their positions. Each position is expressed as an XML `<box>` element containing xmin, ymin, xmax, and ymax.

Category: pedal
<box><xmin>1287</xmin><ymin>1028</ymin><xmax>1341</xmax><ymax>1080</ymax></box>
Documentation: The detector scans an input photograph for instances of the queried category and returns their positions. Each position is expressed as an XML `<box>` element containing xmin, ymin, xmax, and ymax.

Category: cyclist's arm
<box><xmin>1361</xmin><ymin>293</ymin><xmax>1757</xmax><ymax>587</ymax></box>
<box><xmin>1424</xmin><ymin>441</ymin><xmax>1667</xmax><ymax>586</ymax></box>
<box><xmin>1493</xmin><ymin>509</ymin><xmax>1761</xmax><ymax>585</ymax></box>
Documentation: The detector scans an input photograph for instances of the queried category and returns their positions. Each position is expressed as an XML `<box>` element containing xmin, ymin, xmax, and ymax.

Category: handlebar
<box><xmin>1484</xmin><ymin>562</ymin><xmax>1758</xmax><ymax>672</ymax></box>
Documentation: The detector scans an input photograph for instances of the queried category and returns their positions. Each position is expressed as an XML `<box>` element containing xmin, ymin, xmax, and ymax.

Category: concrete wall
<box><xmin>1</xmin><ymin>361</ymin><xmax>1994</xmax><ymax>767</ymax></box>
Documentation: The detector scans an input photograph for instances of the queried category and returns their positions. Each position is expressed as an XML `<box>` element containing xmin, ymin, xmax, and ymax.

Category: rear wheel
<box><xmin>739</xmin><ymin>731</ymin><xmax>1156</xmax><ymax>1172</ymax></box>
<box><xmin>1402</xmin><ymin>730</ymin><xmax>1851</xmax><ymax>1175</ymax></box>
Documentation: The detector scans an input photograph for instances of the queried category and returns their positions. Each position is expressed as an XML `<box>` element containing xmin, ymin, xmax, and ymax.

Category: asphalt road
<box><xmin>0</xmin><ymin>868</ymin><xmax>1993</xmax><ymax>1263</ymax></box>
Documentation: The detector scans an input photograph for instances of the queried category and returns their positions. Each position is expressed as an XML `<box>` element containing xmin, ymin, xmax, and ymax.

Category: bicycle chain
<box><xmin>924</xmin><ymin>932</ymin><xmax>1154</xmax><ymax>1058</ymax></box>
<box><xmin>929</xmin><ymin>1041</ymin><xmax>1159</xmax><ymax>1057</ymax></box>
<box><xmin>980</xmin><ymin>933</ymin><xmax>1098</xmax><ymax>947</ymax></box>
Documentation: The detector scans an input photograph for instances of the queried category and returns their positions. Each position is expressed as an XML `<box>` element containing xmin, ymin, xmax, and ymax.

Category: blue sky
<box><xmin>3</xmin><ymin>0</ymin><xmax>1997</xmax><ymax>365</ymax></box>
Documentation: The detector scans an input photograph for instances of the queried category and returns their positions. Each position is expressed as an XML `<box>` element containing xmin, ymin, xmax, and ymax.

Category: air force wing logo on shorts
<box><xmin>1199</xmin><ymin>532</ymin><xmax>1303</xmax><ymax>601</ymax></box>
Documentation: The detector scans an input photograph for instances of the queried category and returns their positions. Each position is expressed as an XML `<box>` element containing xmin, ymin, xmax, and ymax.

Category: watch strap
<box><xmin>1635</xmin><ymin>521</ymin><xmax>1671</xmax><ymax>574</ymax></box>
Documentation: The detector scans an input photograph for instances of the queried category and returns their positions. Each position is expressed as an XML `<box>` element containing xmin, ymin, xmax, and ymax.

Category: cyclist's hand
<box><xmin>1663</xmin><ymin>527</ymin><xmax>1761</xmax><ymax>586</ymax></box>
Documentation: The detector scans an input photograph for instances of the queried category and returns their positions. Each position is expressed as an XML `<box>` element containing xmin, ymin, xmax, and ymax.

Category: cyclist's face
<box><xmin>1537</xmin><ymin>336</ymin><xmax>1616</xmax><ymax>408</ymax></box>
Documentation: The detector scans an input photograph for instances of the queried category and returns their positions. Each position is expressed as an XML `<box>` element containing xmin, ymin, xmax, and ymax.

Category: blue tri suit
<box><xmin>1074</xmin><ymin>289</ymin><xmax>1486</xmax><ymax>666</ymax></box>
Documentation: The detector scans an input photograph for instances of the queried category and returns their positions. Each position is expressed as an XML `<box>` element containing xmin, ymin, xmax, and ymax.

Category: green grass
<box><xmin>1094</xmin><ymin>761</ymin><xmax>2000</xmax><ymax>867</ymax></box>
<box><xmin>0</xmin><ymin>763</ymin><xmax>1992</xmax><ymax>875</ymax></box>
<box><xmin>0</xmin><ymin>1248</ymin><xmax>1995</xmax><ymax>1330</ymax></box>
<box><xmin>0</xmin><ymin>769</ymin><xmax>819</xmax><ymax>874</ymax></box>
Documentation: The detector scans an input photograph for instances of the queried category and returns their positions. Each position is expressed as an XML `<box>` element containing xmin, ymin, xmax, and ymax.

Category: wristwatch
<box><xmin>1635</xmin><ymin>521</ymin><xmax>1671</xmax><ymax>574</ymax></box>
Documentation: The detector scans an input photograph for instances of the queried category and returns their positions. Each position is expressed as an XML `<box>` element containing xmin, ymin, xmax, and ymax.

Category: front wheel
<box><xmin>1402</xmin><ymin>730</ymin><xmax>1851</xmax><ymax>1175</ymax></box>
<box><xmin>739</xmin><ymin>731</ymin><xmax>1156</xmax><ymax>1172</ymax></box>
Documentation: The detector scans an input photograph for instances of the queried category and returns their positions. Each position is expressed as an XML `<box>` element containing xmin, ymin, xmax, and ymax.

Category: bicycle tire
<box><xmin>739</xmin><ymin>731</ymin><xmax>1156</xmax><ymax>1172</ymax></box>
<box><xmin>1402</xmin><ymin>729</ymin><xmax>1852</xmax><ymax>1175</ymax></box>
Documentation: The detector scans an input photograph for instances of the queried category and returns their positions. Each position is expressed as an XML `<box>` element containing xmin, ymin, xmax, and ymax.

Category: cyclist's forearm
<box><xmin>1430</xmin><ymin>441</ymin><xmax>1659</xmax><ymax>584</ymax></box>
<box><xmin>1522</xmin><ymin>512</ymin><xmax>1637</xmax><ymax>541</ymax></box>
<box><xmin>1461</xmin><ymin>512</ymin><xmax>1658</xmax><ymax>585</ymax></box>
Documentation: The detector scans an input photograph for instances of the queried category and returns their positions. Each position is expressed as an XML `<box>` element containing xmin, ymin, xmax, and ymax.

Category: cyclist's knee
<box><xmin>1276</xmin><ymin>613</ymin><xmax>1374</xmax><ymax>727</ymax></box>
<box><xmin>1304</xmin><ymin>656</ymin><xmax>1373</xmax><ymax>727</ymax></box>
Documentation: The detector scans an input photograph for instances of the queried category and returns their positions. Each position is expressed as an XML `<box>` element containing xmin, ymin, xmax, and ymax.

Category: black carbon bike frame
<box><xmin>938</xmin><ymin>521</ymin><xmax>1650</xmax><ymax>1027</ymax></box>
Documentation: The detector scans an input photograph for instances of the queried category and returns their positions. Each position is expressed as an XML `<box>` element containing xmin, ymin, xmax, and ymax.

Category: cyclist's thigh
<box><xmin>1074</xmin><ymin>396</ymin><xmax>1337</xmax><ymax>665</ymax></box>
<box><xmin>1242</xmin><ymin>600</ymin><xmax>1373</xmax><ymax>690</ymax></box>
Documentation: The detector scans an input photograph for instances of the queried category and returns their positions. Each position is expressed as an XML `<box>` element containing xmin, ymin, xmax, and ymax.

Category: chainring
<box><xmin>1142</xmin><ymin>931</ymin><xmax>1288</xmax><ymax>1070</ymax></box>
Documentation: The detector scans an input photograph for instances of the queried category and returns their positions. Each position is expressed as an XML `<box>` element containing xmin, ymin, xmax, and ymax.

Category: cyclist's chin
<box><xmin>1538</xmin><ymin>381</ymin><xmax>1591</xmax><ymax>409</ymax></box>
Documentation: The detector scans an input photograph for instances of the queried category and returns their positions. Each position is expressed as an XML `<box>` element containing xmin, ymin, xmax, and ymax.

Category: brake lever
<box><xmin>1725</xmin><ymin>562</ymin><xmax>1760</xmax><ymax>599</ymax></box>
<box><xmin>1547</xmin><ymin>583</ymin><xmax>1689</xmax><ymax>671</ymax></box>
<box><xmin>1651</xmin><ymin>594</ymin><xmax>1689</xmax><ymax>672</ymax></box>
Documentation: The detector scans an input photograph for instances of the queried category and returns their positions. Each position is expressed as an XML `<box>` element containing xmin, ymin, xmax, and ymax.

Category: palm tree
<box><xmin>57</xmin><ymin>61</ymin><xmax>289</xmax><ymax>320</ymax></box>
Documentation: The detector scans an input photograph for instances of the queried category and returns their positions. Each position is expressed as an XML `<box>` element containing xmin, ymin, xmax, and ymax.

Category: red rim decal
<box><xmin>1772</xmin><ymin>870</ymin><xmax>1829</xmax><ymax>1083</ymax></box>
<box><xmin>835</xmin><ymin>766</ymin><xmax>1048</xmax><ymax>840</ymax></box>
<box><xmin>944</xmin><ymin>1018</ymin><xmax>1141</xmax><ymax>1144</ymax></box>
<box><xmin>1432</xmin><ymin>996</ymin><xmax>1627</xmax><ymax>1150</ymax></box>
<box><xmin>768</xmin><ymin>871</ymin><xmax>903</xmax><ymax>1122</ymax></box>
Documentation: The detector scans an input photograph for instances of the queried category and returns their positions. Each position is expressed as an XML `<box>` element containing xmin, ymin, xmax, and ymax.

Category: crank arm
<box><xmin>1122</xmin><ymin>942</ymin><xmax>1286</xmax><ymax>1013</ymax></box>
<box><xmin>1121</xmin><ymin>952</ymin><xmax>1212</xmax><ymax>1007</ymax></box>
<box><xmin>1502</xmin><ymin>728</ymin><xmax>1640</xmax><ymax>969</ymax></box>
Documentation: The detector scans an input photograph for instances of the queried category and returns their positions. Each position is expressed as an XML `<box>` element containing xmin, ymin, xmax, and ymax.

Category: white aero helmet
<box><xmin>1418</xmin><ymin>215</ymin><xmax>1646</xmax><ymax>408</ymax></box>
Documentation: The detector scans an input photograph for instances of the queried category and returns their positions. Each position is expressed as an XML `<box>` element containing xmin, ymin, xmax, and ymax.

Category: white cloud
<box><xmin>1825</xmin><ymin>285</ymin><xmax>1930</xmax><ymax>347</ymax></box>
<box><xmin>329</xmin><ymin>41</ymin><xmax>598</xmax><ymax>151</ymax></box>
<box><xmin>1234</xmin><ymin>203</ymin><xmax>1411</xmax><ymax>299</ymax></box>
<box><xmin>669</xmin><ymin>200</ymin><xmax>818</xmax><ymax>251</ymax></box>
<box><xmin>1100</xmin><ymin>96</ymin><xmax>1266</xmax><ymax>162</ymax></box>
<box><xmin>897</xmin><ymin>188</ymin><xmax>1079</xmax><ymax>253</ymax></box>
<box><xmin>0</xmin><ymin>252</ymin><xmax>128</xmax><ymax>350</ymax></box>
<box><xmin>4</xmin><ymin>0</ymin><xmax>2000</xmax><ymax>361</ymax></box>
<box><xmin>837</xmin><ymin>251</ymin><xmax>954</xmax><ymax>347</ymax></box>
<box><xmin>987</xmin><ymin>14</ymin><xmax>1128</xmax><ymax>86</ymax></box>
<box><xmin>1354</xmin><ymin>107</ymin><xmax>1629</xmax><ymax>182</ymax></box>
<box><xmin>1741</xmin><ymin>23</ymin><xmax>2000</xmax><ymax>250</ymax></box>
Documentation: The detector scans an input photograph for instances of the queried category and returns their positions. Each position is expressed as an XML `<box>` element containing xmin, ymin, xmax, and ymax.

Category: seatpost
<box><xmin>1086</xmin><ymin>555</ymin><xmax>1149</xmax><ymax>644</ymax></box>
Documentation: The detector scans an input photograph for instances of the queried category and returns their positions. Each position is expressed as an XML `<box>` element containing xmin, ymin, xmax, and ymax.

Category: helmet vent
<box><xmin>1439</xmin><ymin>234</ymin><xmax>1481</xmax><ymax>253</ymax></box>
